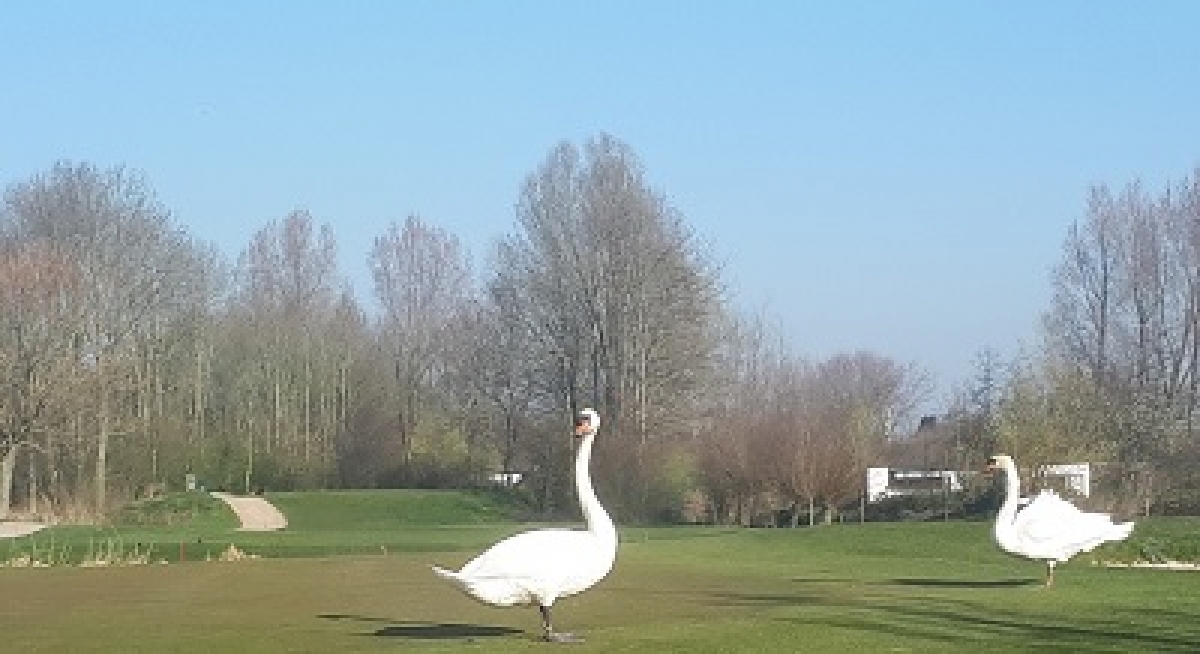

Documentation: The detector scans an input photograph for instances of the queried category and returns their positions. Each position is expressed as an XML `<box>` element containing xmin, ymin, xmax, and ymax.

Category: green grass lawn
<box><xmin>0</xmin><ymin>492</ymin><xmax>1197</xmax><ymax>652</ymax></box>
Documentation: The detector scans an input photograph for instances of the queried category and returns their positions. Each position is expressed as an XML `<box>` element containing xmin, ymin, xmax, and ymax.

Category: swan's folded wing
<box><xmin>451</xmin><ymin>529</ymin><xmax>607</xmax><ymax>604</ymax></box>
<box><xmin>459</xmin><ymin>529</ymin><xmax>603</xmax><ymax>583</ymax></box>
<box><xmin>1014</xmin><ymin>490</ymin><xmax>1130</xmax><ymax>559</ymax></box>
<box><xmin>1014</xmin><ymin>490</ymin><xmax>1084</xmax><ymax>545</ymax></box>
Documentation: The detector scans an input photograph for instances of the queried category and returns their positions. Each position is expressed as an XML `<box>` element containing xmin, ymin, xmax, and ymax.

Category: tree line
<box><xmin>2</xmin><ymin>134</ymin><xmax>1195</xmax><ymax>524</ymax></box>
<box><xmin>994</xmin><ymin>169</ymin><xmax>1200</xmax><ymax>514</ymax></box>
<box><xmin>837</xmin><ymin>168</ymin><xmax>1200</xmax><ymax>521</ymax></box>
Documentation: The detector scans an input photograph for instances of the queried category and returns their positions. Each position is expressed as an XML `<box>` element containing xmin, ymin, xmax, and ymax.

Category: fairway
<box><xmin>1</xmin><ymin>506</ymin><xmax>1197</xmax><ymax>653</ymax></box>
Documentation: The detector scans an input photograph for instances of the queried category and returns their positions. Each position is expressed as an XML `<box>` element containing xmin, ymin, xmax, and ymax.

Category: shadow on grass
<box><xmin>783</xmin><ymin>600</ymin><xmax>1200</xmax><ymax>653</ymax></box>
<box><xmin>880</xmin><ymin>577</ymin><xmax>1040</xmax><ymax>588</ymax></box>
<box><xmin>374</xmin><ymin>622</ymin><xmax>524</xmax><ymax>639</ymax></box>
<box><xmin>710</xmin><ymin>589</ymin><xmax>1200</xmax><ymax>652</ymax></box>
<box><xmin>710</xmin><ymin>591</ymin><xmax>826</xmax><ymax>608</ymax></box>
<box><xmin>785</xmin><ymin>576</ymin><xmax>1041</xmax><ymax>588</ymax></box>
<box><xmin>318</xmin><ymin>614</ymin><xmax>524</xmax><ymax>640</ymax></box>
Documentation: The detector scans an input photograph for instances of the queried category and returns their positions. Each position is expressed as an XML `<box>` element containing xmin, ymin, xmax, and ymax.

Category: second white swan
<box><xmin>432</xmin><ymin>408</ymin><xmax>617</xmax><ymax>642</ymax></box>
<box><xmin>986</xmin><ymin>454</ymin><xmax>1133</xmax><ymax>586</ymax></box>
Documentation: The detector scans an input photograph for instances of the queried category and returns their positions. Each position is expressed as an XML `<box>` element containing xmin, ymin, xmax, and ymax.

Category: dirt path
<box><xmin>210</xmin><ymin>492</ymin><xmax>288</xmax><ymax>531</ymax></box>
<box><xmin>0</xmin><ymin>522</ymin><xmax>48</xmax><ymax>539</ymax></box>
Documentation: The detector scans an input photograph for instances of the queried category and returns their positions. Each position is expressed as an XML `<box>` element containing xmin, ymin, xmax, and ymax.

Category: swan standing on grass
<box><xmin>986</xmin><ymin>454</ymin><xmax>1134</xmax><ymax>586</ymax></box>
<box><xmin>432</xmin><ymin>409</ymin><xmax>617</xmax><ymax>643</ymax></box>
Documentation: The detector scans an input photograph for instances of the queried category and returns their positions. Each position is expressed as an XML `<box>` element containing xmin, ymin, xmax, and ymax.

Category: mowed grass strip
<box><xmin>1</xmin><ymin>502</ymin><xmax>1197</xmax><ymax>653</ymax></box>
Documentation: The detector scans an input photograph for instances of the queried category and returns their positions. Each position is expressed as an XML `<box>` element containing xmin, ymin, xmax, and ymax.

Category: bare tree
<box><xmin>226</xmin><ymin>210</ymin><xmax>345</xmax><ymax>490</ymax></box>
<box><xmin>1049</xmin><ymin>185</ymin><xmax>1124</xmax><ymax>387</ymax></box>
<box><xmin>370</xmin><ymin>215</ymin><xmax>473</xmax><ymax>477</ymax></box>
<box><xmin>3</xmin><ymin>162</ymin><xmax>201</xmax><ymax>513</ymax></box>
<box><xmin>497</xmin><ymin>134</ymin><xmax>722</xmax><ymax>520</ymax></box>
<box><xmin>801</xmin><ymin>352</ymin><xmax>930</xmax><ymax>522</ymax></box>
<box><xmin>1043</xmin><ymin>169</ymin><xmax>1200</xmax><ymax>506</ymax></box>
<box><xmin>0</xmin><ymin>241</ymin><xmax>85</xmax><ymax>516</ymax></box>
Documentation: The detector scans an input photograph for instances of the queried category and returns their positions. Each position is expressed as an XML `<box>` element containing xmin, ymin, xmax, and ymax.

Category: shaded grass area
<box><xmin>1</xmin><ymin>511</ymin><xmax>1198</xmax><ymax>652</ymax></box>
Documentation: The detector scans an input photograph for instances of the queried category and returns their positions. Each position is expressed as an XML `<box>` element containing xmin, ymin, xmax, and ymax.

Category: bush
<box><xmin>1095</xmin><ymin>520</ymin><xmax>1200</xmax><ymax>563</ymax></box>
<box><xmin>1156</xmin><ymin>488</ymin><xmax>1200</xmax><ymax>516</ymax></box>
<box><xmin>113</xmin><ymin>491</ymin><xmax>228</xmax><ymax>527</ymax></box>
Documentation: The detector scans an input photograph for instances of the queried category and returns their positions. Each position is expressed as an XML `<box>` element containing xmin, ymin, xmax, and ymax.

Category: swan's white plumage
<box><xmin>431</xmin><ymin>528</ymin><xmax>613</xmax><ymax>607</ymax></box>
<box><xmin>432</xmin><ymin>408</ymin><xmax>616</xmax><ymax>639</ymax></box>
<box><xmin>987</xmin><ymin>454</ymin><xmax>1133</xmax><ymax>585</ymax></box>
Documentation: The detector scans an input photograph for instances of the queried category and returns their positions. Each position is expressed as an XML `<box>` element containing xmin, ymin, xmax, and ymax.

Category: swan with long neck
<box><xmin>986</xmin><ymin>454</ymin><xmax>1133</xmax><ymax>586</ymax></box>
<box><xmin>432</xmin><ymin>409</ymin><xmax>617</xmax><ymax>642</ymax></box>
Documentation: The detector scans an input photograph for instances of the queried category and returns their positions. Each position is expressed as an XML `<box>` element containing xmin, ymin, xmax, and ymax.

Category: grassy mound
<box><xmin>3</xmin><ymin>488</ymin><xmax>531</xmax><ymax>564</ymax></box>
<box><xmin>266</xmin><ymin>488</ymin><xmax>522</xmax><ymax>530</ymax></box>
<box><xmin>113</xmin><ymin>490</ymin><xmax>239</xmax><ymax>529</ymax></box>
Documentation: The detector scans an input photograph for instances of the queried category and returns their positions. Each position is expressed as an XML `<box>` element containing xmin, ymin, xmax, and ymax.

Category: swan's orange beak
<box><xmin>574</xmin><ymin>414</ymin><xmax>591</xmax><ymax>437</ymax></box>
<box><xmin>983</xmin><ymin>458</ymin><xmax>999</xmax><ymax>474</ymax></box>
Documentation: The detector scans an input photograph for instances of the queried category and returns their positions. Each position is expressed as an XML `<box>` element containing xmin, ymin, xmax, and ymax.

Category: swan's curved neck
<box><xmin>576</xmin><ymin>432</ymin><xmax>616</xmax><ymax>544</ymax></box>
<box><xmin>997</xmin><ymin>458</ymin><xmax>1022</xmax><ymax>525</ymax></box>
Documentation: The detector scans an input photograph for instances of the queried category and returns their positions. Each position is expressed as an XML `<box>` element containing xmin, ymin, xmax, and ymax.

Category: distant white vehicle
<box><xmin>489</xmin><ymin>472</ymin><xmax>523</xmax><ymax>486</ymax></box>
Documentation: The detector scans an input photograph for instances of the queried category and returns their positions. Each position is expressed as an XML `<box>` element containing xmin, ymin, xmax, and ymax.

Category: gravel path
<box><xmin>1102</xmin><ymin>560</ymin><xmax>1200</xmax><ymax>571</ymax></box>
<box><xmin>210</xmin><ymin>492</ymin><xmax>288</xmax><ymax>531</ymax></box>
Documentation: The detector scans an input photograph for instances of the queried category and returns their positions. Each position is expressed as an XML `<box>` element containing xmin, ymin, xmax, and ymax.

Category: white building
<box><xmin>1038</xmin><ymin>463</ymin><xmax>1090</xmax><ymax>497</ymax></box>
<box><xmin>867</xmin><ymin>462</ymin><xmax>1092</xmax><ymax>502</ymax></box>
<box><xmin>489</xmin><ymin>472</ymin><xmax>523</xmax><ymax>486</ymax></box>
<box><xmin>867</xmin><ymin>467</ymin><xmax>963</xmax><ymax>502</ymax></box>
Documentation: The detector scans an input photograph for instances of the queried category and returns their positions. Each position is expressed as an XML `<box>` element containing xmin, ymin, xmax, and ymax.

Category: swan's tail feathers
<box><xmin>1111</xmin><ymin>521</ymin><xmax>1135</xmax><ymax>542</ymax></box>
<box><xmin>431</xmin><ymin>565</ymin><xmax>479</xmax><ymax>598</ymax></box>
<box><xmin>431</xmin><ymin>565</ymin><xmax>529</xmax><ymax>607</ymax></box>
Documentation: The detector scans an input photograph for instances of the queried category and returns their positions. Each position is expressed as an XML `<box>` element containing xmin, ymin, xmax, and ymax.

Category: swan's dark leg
<box><xmin>539</xmin><ymin>605</ymin><xmax>553</xmax><ymax>641</ymax></box>
<box><xmin>1044</xmin><ymin>561</ymin><xmax>1055</xmax><ymax>587</ymax></box>
<box><xmin>539</xmin><ymin>605</ymin><xmax>582</xmax><ymax>643</ymax></box>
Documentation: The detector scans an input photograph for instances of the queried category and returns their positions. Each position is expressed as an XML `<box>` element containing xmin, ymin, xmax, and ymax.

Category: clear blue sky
<box><xmin>3</xmin><ymin>1</ymin><xmax>1199</xmax><ymax>409</ymax></box>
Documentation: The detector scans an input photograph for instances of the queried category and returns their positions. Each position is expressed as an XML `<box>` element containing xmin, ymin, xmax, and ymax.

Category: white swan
<box><xmin>432</xmin><ymin>408</ymin><xmax>617</xmax><ymax>642</ymax></box>
<box><xmin>986</xmin><ymin>454</ymin><xmax>1134</xmax><ymax>586</ymax></box>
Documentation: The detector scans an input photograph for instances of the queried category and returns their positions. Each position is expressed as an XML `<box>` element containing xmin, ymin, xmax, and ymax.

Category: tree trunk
<box><xmin>27</xmin><ymin>454</ymin><xmax>37</xmax><ymax>515</ymax></box>
<box><xmin>97</xmin><ymin>353</ymin><xmax>110</xmax><ymax>516</ymax></box>
<box><xmin>0</xmin><ymin>446</ymin><xmax>16</xmax><ymax>519</ymax></box>
<box><xmin>245</xmin><ymin>430</ymin><xmax>254</xmax><ymax>494</ymax></box>
<box><xmin>97</xmin><ymin>394</ymin><xmax>110</xmax><ymax>515</ymax></box>
<box><xmin>304</xmin><ymin>355</ymin><xmax>312</xmax><ymax>463</ymax></box>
